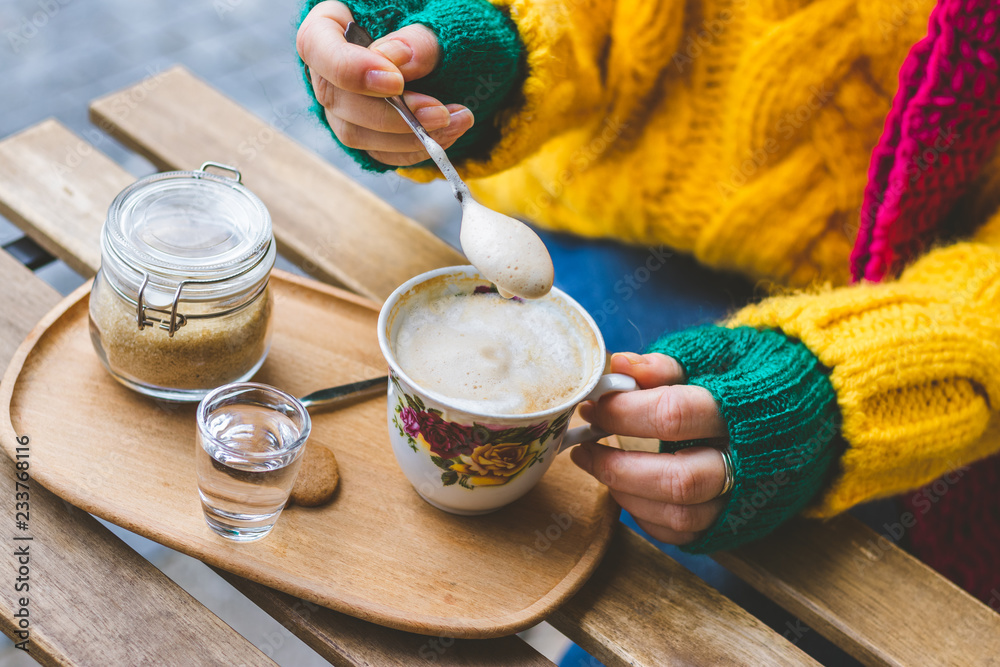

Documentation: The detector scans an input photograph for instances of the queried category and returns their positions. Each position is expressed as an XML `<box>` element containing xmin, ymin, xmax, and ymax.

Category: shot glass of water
<box><xmin>196</xmin><ymin>382</ymin><xmax>311</xmax><ymax>541</ymax></box>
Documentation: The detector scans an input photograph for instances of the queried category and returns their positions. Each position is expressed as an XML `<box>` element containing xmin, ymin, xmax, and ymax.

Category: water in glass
<box><xmin>197</xmin><ymin>403</ymin><xmax>305</xmax><ymax>541</ymax></box>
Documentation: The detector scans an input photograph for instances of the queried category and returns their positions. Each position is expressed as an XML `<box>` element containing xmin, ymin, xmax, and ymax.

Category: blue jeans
<box><xmin>539</xmin><ymin>229</ymin><xmax>754</xmax><ymax>354</ymax></box>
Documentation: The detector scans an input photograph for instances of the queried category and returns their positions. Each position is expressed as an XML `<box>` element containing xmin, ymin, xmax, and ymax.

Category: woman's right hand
<box><xmin>296</xmin><ymin>1</ymin><xmax>475</xmax><ymax>166</ymax></box>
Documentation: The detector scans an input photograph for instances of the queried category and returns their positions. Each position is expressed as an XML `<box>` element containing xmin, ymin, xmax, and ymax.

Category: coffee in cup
<box><xmin>391</xmin><ymin>274</ymin><xmax>597</xmax><ymax>415</ymax></box>
<box><xmin>378</xmin><ymin>266</ymin><xmax>637</xmax><ymax>515</ymax></box>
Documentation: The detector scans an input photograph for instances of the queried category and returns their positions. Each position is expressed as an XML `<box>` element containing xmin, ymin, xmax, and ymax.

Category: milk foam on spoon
<box><xmin>459</xmin><ymin>198</ymin><xmax>555</xmax><ymax>300</ymax></box>
<box><xmin>340</xmin><ymin>22</ymin><xmax>555</xmax><ymax>301</ymax></box>
<box><xmin>418</xmin><ymin>137</ymin><xmax>554</xmax><ymax>300</ymax></box>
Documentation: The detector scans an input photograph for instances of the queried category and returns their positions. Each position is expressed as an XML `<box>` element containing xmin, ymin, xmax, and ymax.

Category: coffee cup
<box><xmin>377</xmin><ymin>266</ymin><xmax>637</xmax><ymax>515</ymax></box>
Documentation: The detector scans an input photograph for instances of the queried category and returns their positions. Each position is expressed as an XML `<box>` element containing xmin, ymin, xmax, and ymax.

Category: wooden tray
<box><xmin>0</xmin><ymin>269</ymin><xmax>617</xmax><ymax>639</ymax></box>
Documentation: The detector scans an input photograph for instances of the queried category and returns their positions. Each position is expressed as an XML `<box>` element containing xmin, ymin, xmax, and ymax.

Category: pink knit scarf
<box><xmin>852</xmin><ymin>0</ymin><xmax>1000</xmax><ymax>282</ymax></box>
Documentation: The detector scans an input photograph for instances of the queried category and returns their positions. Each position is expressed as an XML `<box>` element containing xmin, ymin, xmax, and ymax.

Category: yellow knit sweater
<box><xmin>403</xmin><ymin>0</ymin><xmax>1000</xmax><ymax>516</ymax></box>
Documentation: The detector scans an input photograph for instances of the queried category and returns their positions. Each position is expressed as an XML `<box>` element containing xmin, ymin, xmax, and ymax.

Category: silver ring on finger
<box><xmin>718</xmin><ymin>448</ymin><xmax>735</xmax><ymax>498</ymax></box>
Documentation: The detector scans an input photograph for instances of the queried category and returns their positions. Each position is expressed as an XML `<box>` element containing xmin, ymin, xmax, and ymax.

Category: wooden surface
<box><xmin>217</xmin><ymin>570</ymin><xmax>557</xmax><ymax>667</ymax></box>
<box><xmin>1</xmin><ymin>271</ymin><xmax>619</xmax><ymax>639</ymax></box>
<box><xmin>90</xmin><ymin>66</ymin><xmax>465</xmax><ymax>302</ymax></box>
<box><xmin>1</xmin><ymin>76</ymin><xmax>996</xmax><ymax>663</ymax></box>
<box><xmin>550</xmin><ymin>527</ymin><xmax>820</xmax><ymax>667</ymax></box>
<box><xmin>0</xmin><ymin>119</ymin><xmax>131</xmax><ymax>277</ymax></box>
<box><xmin>0</xmin><ymin>119</ymin><xmax>555</xmax><ymax>663</ymax></box>
<box><xmin>716</xmin><ymin>516</ymin><xmax>1000</xmax><ymax>667</ymax></box>
<box><xmin>0</xmin><ymin>251</ymin><xmax>276</xmax><ymax>666</ymax></box>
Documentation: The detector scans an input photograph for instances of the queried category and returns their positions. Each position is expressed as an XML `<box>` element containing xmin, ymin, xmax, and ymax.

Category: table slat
<box><xmin>216</xmin><ymin>571</ymin><xmax>556</xmax><ymax>667</ymax></box>
<box><xmin>548</xmin><ymin>527</ymin><xmax>819</xmax><ymax>667</ymax></box>
<box><xmin>89</xmin><ymin>66</ymin><xmax>464</xmax><ymax>302</ymax></box>
<box><xmin>715</xmin><ymin>516</ymin><xmax>1000</xmax><ymax>667</ymax></box>
<box><xmin>0</xmin><ymin>120</ymin><xmax>132</xmax><ymax>277</ymax></box>
<box><xmin>0</xmin><ymin>251</ymin><xmax>275</xmax><ymax>666</ymax></box>
<box><xmin>86</xmin><ymin>75</ymin><xmax>826</xmax><ymax>661</ymax></box>
<box><xmin>0</xmin><ymin>118</ymin><xmax>544</xmax><ymax>666</ymax></box>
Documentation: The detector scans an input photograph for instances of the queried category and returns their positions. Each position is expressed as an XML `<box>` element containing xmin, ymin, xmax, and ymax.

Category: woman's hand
<box><xmin>571</xmin><ymin>352</ymin><xmax>730</xmax><ymax>545</ymax></box>
<box><xmin>296</xmin><ymin>1</ymin><xmax>475</xmax><ymax>166</ymax></box>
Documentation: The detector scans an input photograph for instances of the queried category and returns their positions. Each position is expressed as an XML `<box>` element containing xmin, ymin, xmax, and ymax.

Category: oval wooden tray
<box><xmin>0</xmin><ymin>270</ymin><xmax>617</xmax><ymax>639</ymax></box>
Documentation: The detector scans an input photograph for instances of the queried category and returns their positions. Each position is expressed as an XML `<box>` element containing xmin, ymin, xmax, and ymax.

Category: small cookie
<box><xmin>289</xmin><ymin>444</ymin><xmax>339</xmax><ymax>507</ymax></box>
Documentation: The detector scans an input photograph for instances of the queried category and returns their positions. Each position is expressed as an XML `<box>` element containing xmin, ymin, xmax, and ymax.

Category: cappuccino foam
<box><xmin>392</xmin><ymin>282</ymin><xmax>596</xmax><ymax>415</ymax></box>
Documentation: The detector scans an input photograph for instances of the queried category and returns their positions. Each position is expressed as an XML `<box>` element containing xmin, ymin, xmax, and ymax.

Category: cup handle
<box><xmin>557</xmin><ymin>373</ymin><xmax>639</xmax><ymax>453</ymax></box>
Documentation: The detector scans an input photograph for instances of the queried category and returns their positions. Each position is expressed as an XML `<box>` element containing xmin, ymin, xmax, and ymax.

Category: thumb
<box><xmin>371</xmin><ymin>24</ymin><xmax>440</xmax><ymax>82</ymax></box>
<box><xmin>610</xmin><ymin>352</ymin><xmax>686</xmax><ymax>389</ymax></box>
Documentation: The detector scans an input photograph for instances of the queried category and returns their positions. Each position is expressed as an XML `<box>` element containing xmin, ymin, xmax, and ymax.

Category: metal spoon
<box><xmin>299</xmin><ymin>375</ymin><xmax>387</xmax><ymax>412</ymax></box>
<box><xmin>343</xmin><ymin>22</ymin><xmax>554</xmax><ymax>300</ymax></box>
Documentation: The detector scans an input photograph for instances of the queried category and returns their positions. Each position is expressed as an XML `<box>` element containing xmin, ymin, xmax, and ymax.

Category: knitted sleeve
<box><xmin>298</xmin><ymin>0</ymin><xmax>524</xmax><ymax>172</ymax></box>
<box><xmin>299</xmin><ymin>0</ymin><xmax>648</xmax><ymax>178</ymax></box>
<box><xmin>647</xmin><ymin>326</ymin><xmax>843</xmax><ymax>553</ymax></box>
<box><xmin>730</xmin><ymin>239</ymin><xmax>1000</xmax><ymax>518</ymax></box>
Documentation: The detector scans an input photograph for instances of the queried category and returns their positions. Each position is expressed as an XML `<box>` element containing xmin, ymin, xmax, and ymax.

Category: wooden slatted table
<box><xmin>0</xmin><ymin>67</ymin><xmax>997</xmax><ymax>666</ymax></box>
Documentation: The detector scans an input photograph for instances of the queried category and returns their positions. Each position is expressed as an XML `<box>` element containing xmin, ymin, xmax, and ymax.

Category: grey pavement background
<box><xmin>0</xmin><ymin>0</ymin><xmax>568</xmax><ymax>664</ymax></box>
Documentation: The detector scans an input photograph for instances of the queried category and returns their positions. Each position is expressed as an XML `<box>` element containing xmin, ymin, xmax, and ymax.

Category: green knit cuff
<box><xmin>647</xmin><ymin>326</ymin><xmax>843</xmax><ymax>554</ymax></box>
<box><xmin>298</xmin><ymin>0</ymin><xmax>524</xmax><ymax>172</ymax></box>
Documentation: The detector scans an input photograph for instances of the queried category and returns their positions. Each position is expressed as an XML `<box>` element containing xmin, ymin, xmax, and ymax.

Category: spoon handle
<box><xmin>344</xmin><ymin>22</ymin><xmax>471</xmax><ymax>203</ymax></box>
<box><xmin>299</xmin><ymin>375</ymin><xmax>388</xmax><ymax>412</ymax></box>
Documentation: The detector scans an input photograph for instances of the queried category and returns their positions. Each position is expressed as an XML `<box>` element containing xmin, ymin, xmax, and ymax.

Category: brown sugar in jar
<box><xmin>88</xmin><ymin>162</ymin><xmax>276</xmax><ymax>402</ymax></box>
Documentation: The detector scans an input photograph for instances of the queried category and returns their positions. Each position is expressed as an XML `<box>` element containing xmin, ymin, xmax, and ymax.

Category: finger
<box><xmin>610</xmin><ymin>352</ymin><xmax>686</xmax><ymax>388</ymax></box>
<box><xmin>366</xmin><ymin>107</ymin><xmax>475</xmax><ymax>166</ymax></box>
<box><xmin>589</xmin><ymin>384</ymin><xmax>726</xmax><ymax>441</ymax></box>
<box><xmin>371</xmin><ymin>24</ymin><xmax>440</xmax><ymax>82</ymax></box>
<box><xmin>612</xmin><ymin>489</ymin><xmax>725</xmax><ymax>534</ymax></box>
<box><xmin>632</xmin><ymin>515</ymin><xmax>698</xmax><ymax>545</ymax></box>
<box><xmin>570</xmin><ymin>442</ymin><xmax>729</xmax><ymax>504</ymax></box>
<box><xmin>297</xmin><ymin>1</ymin><xmax>404</xmax><ymax>96</ymax></box>
<box><xmin>326</xmin><ymin>107</ymin><xmax>472</xmax><ymax>151</ymax></box>
<box><xmin>327</xmin><ymin>90</ymin><xmax>453</xmax><ymax>133</ymax></box>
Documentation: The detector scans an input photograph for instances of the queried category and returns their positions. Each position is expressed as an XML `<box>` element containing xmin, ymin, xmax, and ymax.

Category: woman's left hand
<box><xmin>571</xmin><ymin>352</ymin><xmax>730</xmax><ymax>545</ymax></box>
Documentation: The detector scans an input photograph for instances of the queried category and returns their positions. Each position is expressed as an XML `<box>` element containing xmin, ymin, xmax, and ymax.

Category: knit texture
<box><xmin>901</xmin><ymin>450</ymin><xmax>1000</xmax><ymax>606</ymax></box>
<box><xmin>847</xmin><ymin>0</ymin><xmax>1000</xmax><ymax>606</ymax></box>
<box><xmin>408</xmin><ymin>0</ymin><xmax>938</xmax><ymax>288</ymax></box>
<box><xmin>647</xmin><ymin>326</ymin><xmax>842</xmax><ymax>553</ymax></box>
<box><xmin>298</xmin><ymin>0</ymin><xmax>523</xmax><ymax>171</ymax></box>
<box><xmin>853</xmin><ymin>0</ymin><xmax>1000</xmax><ymax>282</ymax></box>
<box><xmin>731</xmin><ymin>239</ymin><xmax>1000</xmax><ymax>517</ymax></box>
<box><xmin>298</xmin><ymin>0</ymin><xmax>1000</xmax><ymax>564</ymax></box>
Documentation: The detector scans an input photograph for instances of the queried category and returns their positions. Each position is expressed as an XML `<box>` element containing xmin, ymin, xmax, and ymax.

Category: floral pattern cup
<box><xmin>378</xmin><ymin>266</ymin><xmax>638</xmax><ymax>515</ymax></box>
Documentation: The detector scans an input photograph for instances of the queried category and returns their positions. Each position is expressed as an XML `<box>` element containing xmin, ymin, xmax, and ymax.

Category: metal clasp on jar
<box><xmin>136</xmin><ymin>274</ymin><xmax>189</xmax><ymax>337</ymax></box>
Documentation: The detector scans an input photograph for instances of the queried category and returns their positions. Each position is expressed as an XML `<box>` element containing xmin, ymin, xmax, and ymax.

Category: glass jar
<box><xmin>89</xmin><ymin>162</ymin><xmax>276</xmax><ymax>402</ymax></box>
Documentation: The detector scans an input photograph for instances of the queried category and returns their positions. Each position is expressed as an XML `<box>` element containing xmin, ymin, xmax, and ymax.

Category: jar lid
<box><xmin>106</xmin><ymin>162</ymin><xmax>272</xmax><ymax>285</ymax></box>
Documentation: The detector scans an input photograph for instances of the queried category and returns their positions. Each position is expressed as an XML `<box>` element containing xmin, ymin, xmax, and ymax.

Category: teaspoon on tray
<box><xmin>343</xmin><ymin>22</ymin><xmax>555</xmax><ymax>300</ymax></box>
<box><xmin>299</xmin><ymin>375</ymin><xmax>387</xmax><ymax>413</ymax></box>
